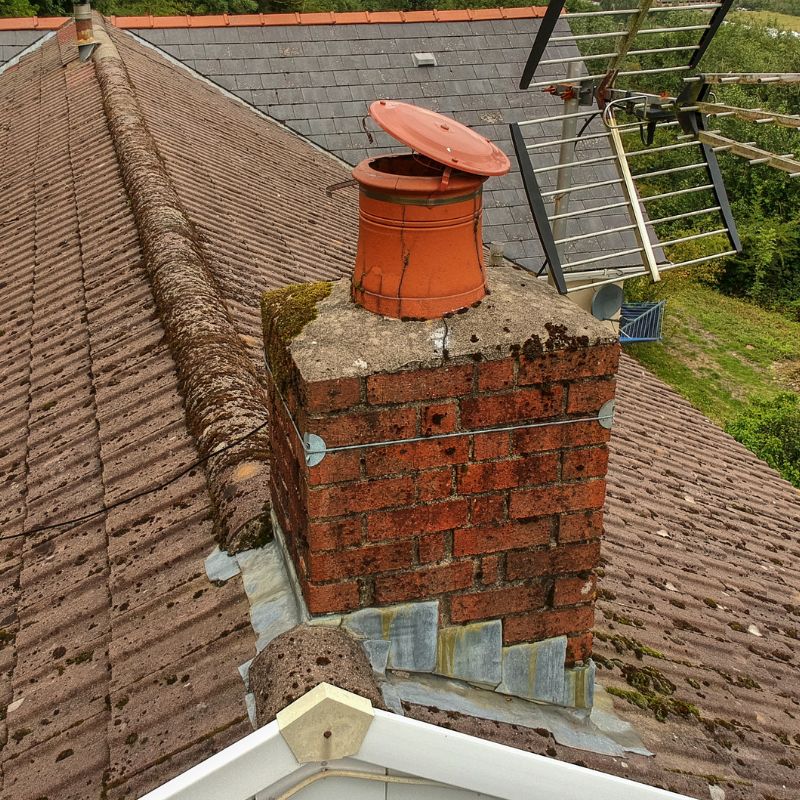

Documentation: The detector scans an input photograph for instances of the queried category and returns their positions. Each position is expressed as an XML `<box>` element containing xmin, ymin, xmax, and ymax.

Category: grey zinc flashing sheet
<box><xmin>132</xmin><ymin>19</ymin><xmax>643</xmax><ymax>272</ymax></box>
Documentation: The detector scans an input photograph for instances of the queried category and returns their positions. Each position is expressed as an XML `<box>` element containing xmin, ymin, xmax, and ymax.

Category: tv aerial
<box><xmin>511</xmin><ymin>0</ymin><xmax>800</xmax><ymax>297</ymax></box>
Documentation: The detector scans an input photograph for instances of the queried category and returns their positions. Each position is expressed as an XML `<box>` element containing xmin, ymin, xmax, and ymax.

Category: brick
<box><xmin>373</xmin><ymin>561</ymin><xmax>474</xmax><ymax>604</ymax></box>
<box><xmin>506</xmin><ymin>541</ymin><xmax>601</xmax><ymax>581</ymax></box>
<box><xmin>304</xmin><ymin>376</ymin><xmax>362</xmax><ymax>413</ymax></box>
<box><xmin>518</xmin><ymin>344</ymin><xmax>619</xmax><ymax>386</ymax></box>
<box><xmin>461</xmin><ymin>385</ymin><xmax>563</xmax><ymax>429</ymax></box>
<box><xmin>469</xmin><ymin>494</ymin><xmax>506</xmax><ymax>525</ymax></box>
<box><xmin>307</xmin><ymin>449</ymin><xmax>361</xmax><ymax>486</ymax></box>
<box><xmin>419</xmin><ymin>532</ymin><xmax>449</xmax><ymax>564</ymax></box>
<box><xmin>306</xmin><ymin>517</ymin><xmax>362</xmax><ymax>552</ymax></box>
<box><xmin>504</xmin><ymin>606</ymin><xmax>595</xmax><ymax>645</ymax></box>
<box><xmin>308</xmin><ymin>476</ymin><xmax>414</xmax><ymax>518</ymax></box>
<box><xmin>565</xmin><ymin>632</ymin><xmax>594</xmax><ymax>665</ymax></box>
<box><xmin>421</xmin><ymin>402</ymin><xmax>457</xmax><ymax>435</ymax></box>
<box><xmin>367</xmin><ymin>499</ymin><xmax>469</xmax><ymax>541</ymax></box>
<box><xmin>513</xmin><ymin>420</ymin><xmax>610</xmax><ymax>454</ymax></box>
<box><xmin>303</xmin><ymin>580</ymin><xmax>360</xmax><ymax>614</ymax></box>
<box><xmin>457</xmin><ymin>452</ymin><xmax>559</xmax><ymax>494</ymax></box>
<box><xmin>310</xmin><ymin>406</ymin><xmax>416</xmax><ymax>448</ymax></box>
<box><xmin>473</xmin><ymin>431</ymin><xmax>510</xmax><ymax>460</ymax></box>
<box><xmin>562</xmin><ymin>447</ymin><xmax>608</xmax><ymax>481</ymax></box>
<box><xmin>417</xmin><ymin>468</ymin><xmax>453</xmax><ymax>501</ymax></box>
<box><xmin>364</xmin><ymin>437</ymin><xmax>468</xmax><ymax>477</ymax></box>
<box><xmin>477</xmin><ymin>359</ymin><xmax>514</xmax><ymax>392</ymax></box>
<box><xmin>554</xmin><ymin>574</ymin><xmax>597</xmax><ymax>607</ymax></box>
<box><xmin>454</xmin><ymin>518</ymin><xmax>551</xmax><ymax>557</ymax></box>
<box><xmin>509</xmin><ymin>480</ymin><xmax>606</xmax><ymax>519</ymax></box>
<box><xmin>567</xmin><ymin>378</ymin><xmax>616</xmax><ymax>414</ymax></box>
<box><xmin>367</xmin><ymin>363</ymin><xmax>473</xmax><ymax>404</ymax></box>
<box><xmin>478</xmin><ymin>554</ymin><xmax>501</xmax><ymax>586</ymax></box>
<box><xmin>308</xmin><ymin>540</ymin><xmax>414</xmax><ymax>581</ymax></box>
<box><xmin>451</xmin><ymin>585</ymin><xmax>546</xmax><ymax>623</ymax></box>
<box><xmin>559</xmin><ymin>510</ymin><xmax>604</xmax><ymax>544</ymax></box>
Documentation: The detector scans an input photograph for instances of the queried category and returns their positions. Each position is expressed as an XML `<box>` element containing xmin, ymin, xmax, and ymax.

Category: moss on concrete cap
<box><xmin>287</xmin><ymin>263</ymin><xmax>618</xmax><ymax>384</ymax></box>
<box><xmin>261</xmin><ymin>281</ymin><xmax>333</xmax><ymax>394</ymax></box>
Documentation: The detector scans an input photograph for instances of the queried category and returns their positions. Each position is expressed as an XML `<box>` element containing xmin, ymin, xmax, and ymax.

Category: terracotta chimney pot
<box><xmin>351</xmin><ymin>101</ymin><xmax>510</xmax><ymax>320</ymax></box>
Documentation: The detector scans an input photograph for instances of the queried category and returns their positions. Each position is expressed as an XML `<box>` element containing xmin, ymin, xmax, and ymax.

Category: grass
<box><xmin>625</xmin><ymin>286</ymin><xmax>800</xmax><ymax>427</ymax></box>
<box><xmin>732</xmin><ymin>10</ymin><xmax>800</xmax><ymax>32</ymax></box>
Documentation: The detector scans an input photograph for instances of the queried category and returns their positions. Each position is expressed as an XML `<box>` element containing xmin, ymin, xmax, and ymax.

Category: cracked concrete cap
<box><xmin>291</xmin><ymin>262</ymin><xmax>616</xmax><ymax>383</ymax></box>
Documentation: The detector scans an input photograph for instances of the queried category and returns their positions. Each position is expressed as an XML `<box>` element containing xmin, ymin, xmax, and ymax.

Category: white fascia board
<box><xmin>138</xmin><ymin>719</ymin><xmax>298</xmax><ymax>800</ymax></box>
<box><xmin>141</xmin><ymin>706</ymin><xmax>693</xmax><ymax>800</ymax></box>
<box><xmin>360</xmin><ymin>710</ymin><xmax>692</xmax><ymax>800</ymax></box>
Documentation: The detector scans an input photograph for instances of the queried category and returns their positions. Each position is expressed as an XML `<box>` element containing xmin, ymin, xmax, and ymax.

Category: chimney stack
<box><xmin>262</xmin><ymin>104</ymin><xmax>620</xmax><ymax>710</ymax></box>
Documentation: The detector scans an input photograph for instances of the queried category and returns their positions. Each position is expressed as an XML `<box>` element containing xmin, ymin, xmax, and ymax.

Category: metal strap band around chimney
<box><xmin>359</xmin><ymin>186</ymin><xmax>482</xmax><ymax>207</ymax></box>
<box><xmin>264</xmin><ymin>357</ymin><xmax>616</xmax><ymax>467</ymax></box>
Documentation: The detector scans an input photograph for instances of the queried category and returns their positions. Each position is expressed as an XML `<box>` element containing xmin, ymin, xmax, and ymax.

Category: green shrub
<box><xmin>725</xmin><ymin>393</ymin><xmax>800</xmax><ymax>488</ymax></box>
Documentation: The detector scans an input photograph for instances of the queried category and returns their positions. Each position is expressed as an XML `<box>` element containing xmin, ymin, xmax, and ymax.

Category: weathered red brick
<box><xmin>451</xmin><ymin>584</ymin><xmax>546</xmax><ymax>623</ymax></box>
<box><xmin>307</xmin><ymin>449</ymin><xmax>362</xmax><ymax>486</ymax></box>
<box><xmin>421</xmin><ymin>402</ymin><xmax>457</xmax><ymax>435</ymax></box>
<box><xmin>310</xmin><ymin>406</ymin><xmax>417</xmax><ymax>448</ymax></box>
<box><xmin>478</xmin><ymin>359</ymin><xmax>514</xmax><ymax>392</ymax></box>
<box><xmin>419</xmin><ymin>532</ymin><xmax>449</xmax><ymax>564</ymax></box>
<box><xmin>308</xmin><ymin>476</ymin><xmax>414</xmax><ymax>518</ymax></box>
<box><xmin>306</xmin><ymin>517</ymin><xmax>362</xmax><ymax>552</ymax></box>
<box><xmin>562</xmin><ymin>447</ymin><xmax>608</xmax><ymax>481</ymax></box>
<box><xmin>518</xmin><ymin>343</ymin><xmax>619</xmax><ymax>385</ymax></box>
<box><xmin>566</xmin><ymin>631</ymin><xmax>594</xmax><ymax>665</ymax></box>
<box><xmin>559</xmin><ymin>510</ymin><xmax>604</xmax><ymax>544</ymax></box>
<box><xmin>503</xmin><ymin>606</ymin><xmax>596</xmax><ymax>645</ymax></box>
<box><xmin>417</xmin><ymin>468</ymin><xmax>453</xmax><ymax>501</ymax></box>
<box><xmin>373</xmin><ymin>561</ymin><xmax>474</xmax><ymax>604</ymax></box>
<box><xmin>461</xmin><ymin>385</ymin><xmax>563</xmax><ymax>429</ymax></box>
<box><xmin>554</xmin><ymin>574</ymin><xmax>597</xmax><ymax>607</ymax></box>
<box><xmin>478</xmin><ymin>554</ymin><xmax>501</xmax><ymax>586</ymax></box>
<box><xmin>367</xmin><ymin>499</ymin><xmax>469</xmax><ymax>541</ymax></box>
<box><xmin>473</xmin><ymin>431</ymin><xmax>510</xmax><ymax>460</ymax></box>
<box><xmin>469</xmin><ymin>494</ymin><xmax>506</xmax><ymax>525</ymax></box>
<box><xmin>454</xmin><ymin>518</ymin><xmax>552</xmax><ymax>557</ymax></box>
<box><xmin>303</xmin><ymin>580</ymin><xmax>360</xmax><ymax>614</ymax></box>
<box><xmin>308</xmin><ymin>540</ymin><xmax>414</xmax><ymax>581</ymax></box>
<box><xmin>303</xmin><ymin>376</ymin><xmax>362</xmax><ymax>413</ymax></box>
<box><xmin>506</xmin><ymin>541</ymin><xmax>601</xmax><ymax>580</ymax></box>
<box><xmin>567</xmin><ymin>378</ymin><xmax>616</xmax><ymax>414</ymax></box>
<box><xmin>513</xmin><ymin>420</ymin><xmax>610</xmax><ymax>454</ymax></box>
<box><xmin>364</xmin><ymin>437</ymin><xmax>468</xmax><ymax>477</ymax></box>
<box><xmin>367</xmin><ymin>364</ymin><xmax>473</xmax><ymax>404</ymax></box>
<box><xmin>457</xmin><ymin>452</ymin><xmax>559</xmax><ymax>494</ymax></box>
<box><xmin>509</xmin><ymin>480</ymin><xmax>606</xmax><ymax>519</ymax></box>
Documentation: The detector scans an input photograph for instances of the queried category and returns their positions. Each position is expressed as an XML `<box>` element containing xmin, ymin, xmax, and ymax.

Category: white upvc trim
<box><xmin>141</xmin><ymin>704</ymin><xmax>694</xmax><ymax>800</ymax></box>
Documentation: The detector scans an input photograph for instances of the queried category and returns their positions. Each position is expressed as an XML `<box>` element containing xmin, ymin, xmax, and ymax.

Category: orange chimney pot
<box><xmin>351</xmin><ymin>101</ymin><xmax>510</xmax><ymax>320</ymax></box>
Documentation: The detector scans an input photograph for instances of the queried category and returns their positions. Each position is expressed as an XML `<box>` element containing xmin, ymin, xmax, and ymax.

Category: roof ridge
<box><xmin>0</xmin><ymin>8</ymin><xmax>547</xmax><ymax>32</ymax></box>
<box><xmin>92</xmin><ymin>19</ymin><xmax>271</xmax><ymax>551</ymax></box>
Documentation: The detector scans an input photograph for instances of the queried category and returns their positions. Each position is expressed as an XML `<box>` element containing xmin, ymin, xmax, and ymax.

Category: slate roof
<box><xmin>0</xmin><ymin>14</ymin><xmax>798</xmax><ymax>800</ymax></box>
<box><xmin>0</xmin><ymin>30</ymin><xmax>45</xmax><ymax>65</ymax></box>
<box><xmin>128</xmin><ymin>11</ymin><xmax>645</xmax><ymax>272</ymax></box>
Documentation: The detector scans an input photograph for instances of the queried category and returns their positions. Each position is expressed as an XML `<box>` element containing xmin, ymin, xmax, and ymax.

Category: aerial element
<box><xmin>512</xmin><ymin>0</ymin><xmax>799</xmax><ymax>296</ymax></box>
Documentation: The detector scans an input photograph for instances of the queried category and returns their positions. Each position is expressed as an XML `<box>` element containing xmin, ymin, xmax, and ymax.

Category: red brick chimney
<box><xmin>261</xmin><ymin>104</ymin><xmax>619</xmax><ymax>708</ymax></box>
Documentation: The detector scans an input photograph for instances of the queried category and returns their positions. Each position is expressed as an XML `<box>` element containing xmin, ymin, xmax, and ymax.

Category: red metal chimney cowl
<box><xmin>352</xmin><ymin>101</ymin><xmax>511</xmax><ymax>320</ymax></box>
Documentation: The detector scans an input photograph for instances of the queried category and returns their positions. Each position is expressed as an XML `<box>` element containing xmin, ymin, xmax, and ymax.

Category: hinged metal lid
<box><xmin>369</xmin><ymin>100</ymin><xmax>511</xmax><ymax>177</ymax></box>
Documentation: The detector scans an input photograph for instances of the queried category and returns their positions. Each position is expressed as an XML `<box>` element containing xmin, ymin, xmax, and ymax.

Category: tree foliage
<box><xmin>725</xmin><ymin>393</ymin><xmax>800</xmax><ymax>487</ymax></box>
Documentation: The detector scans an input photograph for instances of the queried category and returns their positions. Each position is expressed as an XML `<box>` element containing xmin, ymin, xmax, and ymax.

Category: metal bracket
<box><xmin>598</xmin><ymin>399</ymin><xmax>616</xmax><ymax>430</ymax></box>
<box><xmin>303</xmin><ymin>433</ymin><xmax>327</xmax><ymax>467</ymax></box>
